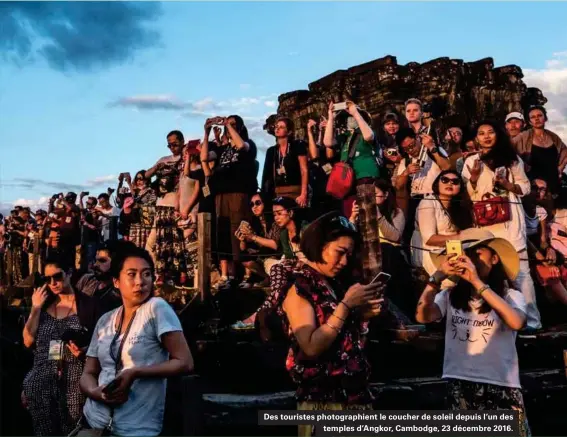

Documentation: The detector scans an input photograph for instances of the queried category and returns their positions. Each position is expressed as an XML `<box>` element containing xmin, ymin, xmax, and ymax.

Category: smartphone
<box><xmin>494</xmin><ymin>166</ymin><xmax>506</xmax><ymax>180</ymax></box>
<box><xmin>446</xmin><ymin>240</ymin><xmax>463</xmax><ymax>260</ymax></box>
<box><xmin>333</xmin><ymin>102</ymin><xmax>348</xmax><ymax>112</ymax></box>
<box><xmin>102</xmin><ymin>378</ymin><xmax>120</xmax><ymax>395</ymax></box>
<box><xmin>370</xmin><ymin>272</ymin><xmax>392</xmax><ymax>285</ymax></box>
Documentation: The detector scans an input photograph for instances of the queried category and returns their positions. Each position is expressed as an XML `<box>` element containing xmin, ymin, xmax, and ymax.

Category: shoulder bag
<box><xmin>326</xmin><ymin>132</ymin><xmax>360</xmax><ymax>200</ymax></box>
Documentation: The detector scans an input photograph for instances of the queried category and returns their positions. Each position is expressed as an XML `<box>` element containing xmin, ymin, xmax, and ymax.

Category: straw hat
<box><xmin>430</xmin><ymin>228</ymin><xmax>520</xmax><ymax>281</ymax></box>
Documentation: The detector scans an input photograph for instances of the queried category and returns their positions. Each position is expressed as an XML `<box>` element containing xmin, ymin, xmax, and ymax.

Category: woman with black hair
<box><xmin>412</xmin><ymin>169</ymin><xmax>473</xmax><ymax>277</ymax></box>
<box><xmin>22</xmin><ymin>258</ymin><xmax>98</xmax><ymax>436</ymax></box>
<box><xmin>513</xmin><ymin>105</ymin><xmax>567</xmax><ymax>195</ymax></box>
<box><xmin>236</xmin><ymin>192</ymin><xmax>281</xmax><ymax>288</ymax></box>
<box><xmin>200</xmin><ymin>115</ymin><xmax>258</xmax><ymax>290</ymax></box>
<box><xmin>416</xmin><ymin>230</ymin><xmax>530</xmax><ymax>437</ymax></box>
<box><xmin>78</xmin><ymin>246</ymin><xmax>193</xmax><ymax>436</ymax></box>
<box><xmin>241</xmin><ymin>196</ymin><xmax>306</xmax><ymax>276</ymax></box>
<box><xmin>462</xmin><ymin>120</ymin><xmax>540</xmax><ymax>331</ymax></box>
<box><xmin>276</xmin><ymin>212</ymin><xmax>384</xmax><ymax>436</ymax></box>
<box><xmin>121</xmin><ymin>170</ymin><xmax>157</xmax><ymax>250</ymax></box>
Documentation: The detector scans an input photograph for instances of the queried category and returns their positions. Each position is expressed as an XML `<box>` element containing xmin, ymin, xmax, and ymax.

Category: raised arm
<box><xmin>323</xmin><ymin>102</ymin><xmax>336</xmax><ymax>148</ymax></box>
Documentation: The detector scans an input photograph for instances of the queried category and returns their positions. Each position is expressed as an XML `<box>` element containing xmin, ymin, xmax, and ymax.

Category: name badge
<box><xmin>322</xmin><ymin>163</ymin><xmax>333</xmax><ymax>175</ymax></box>
<box><xmin>277</xmin><ymin>166</ymin><xmax>286</xmax><ymax>175</ymax></box>
<box><xmin>202</xmin><ymin>184</ymin><xmax>211</xmax><ymax>198</ymax></box>
<box><xmin>65</xmin><ymin>217</ymin><xmax>72</xmax><ymax>224</ymax></box>
<box><xmin>48</xmin><ymin>340</ymin><xmax>63</xmax><ymax>360</ymax></box>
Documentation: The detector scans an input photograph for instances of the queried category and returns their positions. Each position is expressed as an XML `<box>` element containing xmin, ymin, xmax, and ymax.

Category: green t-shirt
<box><xmin>338</xmin><ymin>130</ymin><xmax>379</xmax><ymax>180</ymax></box>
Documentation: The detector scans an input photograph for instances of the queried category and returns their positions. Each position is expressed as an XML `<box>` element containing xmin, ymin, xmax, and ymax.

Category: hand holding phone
<box><xmin>102</xmin><ymin>378</ymin><xmax>120</xmax><ymax>395</ymax></box>
<box><xmin>369</xmin><ymin>272</ymin><xmax>392</xmax><ymax>285</ymax></box>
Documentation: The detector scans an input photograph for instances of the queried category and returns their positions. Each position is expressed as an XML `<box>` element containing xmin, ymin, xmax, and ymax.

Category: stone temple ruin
<box><xmin>264</xmin><ymin>55</ymin><xmax>547</xmax><ymax>138</ymax></box>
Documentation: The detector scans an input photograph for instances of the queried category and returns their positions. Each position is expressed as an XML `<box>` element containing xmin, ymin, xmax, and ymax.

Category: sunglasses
<box><xmin>440</xmin><ymin>176</ymin><xmax>462</xmax><ymax>186</ymax></box>
<box><xmin>250</xmin><ymin>200</ymin><xmax>263</xmax><ymax>208</ymax></box>
<box><xmin>385</xmin><ymin>149</ymin><xmax>399</xmax><ymax>156</ymax></box>
<box><xmin>330</xmin><ymin>215</ymin><xmax>356</xmax><ymax>231</ymax></box>
<box><xmin>44</xmin><ymin>271</ymin><xmax>64</xmax><ymax>283</ymax></box>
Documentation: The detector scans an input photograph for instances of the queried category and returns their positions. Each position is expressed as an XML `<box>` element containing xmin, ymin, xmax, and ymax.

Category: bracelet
<box><xmin>339</xmin><ymin>301</ymin><xmax>351</xmax><ymax>312</ymax></box>
<box><xmin>331</xmin><ymin>313</ymin><xmax>346</xmax><ymax>322</ymax></box>
<box><xmin>476</xmin><ymin>284</ymin><xmax>490</xmax><ymax>296</ymax></box>
<box><xmin>325</xmin><ymin>321</ymin><xmax>341</xmax><ymax>333</ymax></box>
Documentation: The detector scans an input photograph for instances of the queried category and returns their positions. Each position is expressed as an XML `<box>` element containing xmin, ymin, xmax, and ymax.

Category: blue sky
<box><xmin>2</xmin><ymin>1</ymin><xmax>567</xmax><ymax>214</ymax></box>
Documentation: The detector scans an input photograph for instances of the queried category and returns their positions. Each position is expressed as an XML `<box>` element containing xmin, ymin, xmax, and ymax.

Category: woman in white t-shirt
<box><xmin>77</xmin><ymin>246</ymin><xmax>193</xmax><ymax>436</ymax></box>
<box><xmin>416</xmin><ymin>229</ymin><xmax>530</xmax><ymax>437</ymax></box>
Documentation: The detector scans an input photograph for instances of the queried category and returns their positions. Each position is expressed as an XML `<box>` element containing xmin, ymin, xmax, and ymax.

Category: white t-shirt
<box><xmin>395</xmin><ymin>151</ymin><xmax>446</xmax><ymax>196</ymax></box>
<box><xmin>96</xmin><ymin>206</ymin><xmax>121</xmax><ymax>241</ymax></box>
<box><xmin>83</xmin><ymin>297</ymin><xmax>182</xmax><ymax>436</ymax></box>
<box><xmin>434</xmin><ymin>288</ymin><xmax>526</xmax><ymax>388</ymax></box>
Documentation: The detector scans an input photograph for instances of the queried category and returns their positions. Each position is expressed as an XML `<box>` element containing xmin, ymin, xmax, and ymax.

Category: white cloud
<box><xmin>85</xmin><ymin>175</ymin><xmax>117</xmax><ymax>186</ymax></box>
<box><xmin>109</xmin><ymin>94</ymin><xmax>186</xmax><ymax>110</ymax></box>
<box><xmin>524</xmin><ymin>51</ymin><xmax>567</xmax><ymax>139</ymax></box>
<box><xmin>0</xmin><ymin>197</ymin><xmax>51</xmax><ymax>215</ymax></box>
<box><xmin>264</xmin><ymin>100</ymin><xmax>276</xmax><ymax>108</ymax></box>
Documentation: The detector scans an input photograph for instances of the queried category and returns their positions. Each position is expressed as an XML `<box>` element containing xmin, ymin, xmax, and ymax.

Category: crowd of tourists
<box><xmin>1</xmin><ymin>98</ymin><xmax>567</xmax><ymax>437</ymax></box>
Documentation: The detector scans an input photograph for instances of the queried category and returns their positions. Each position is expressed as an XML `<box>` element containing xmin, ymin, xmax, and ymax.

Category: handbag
<box><xmin>534</xmin><ymin>263</ymin><xmax>566</xmax><ymax>286</ymax></box>
<box><xmin>275</xmin><ymin>185</ymin><xmax>302</xmax><ymax>200</ymax></box>
<box><xmin>473</xmin><ymin>193</ymin><xmax>511</xmax><ymax>227</ymax></box>
<box><xmin>272</xmin><ymin>146</ymin><xmax>303</xmax><ymax>201</ymax></box>
<box><xmin>326</xmin><ymin>132</ymin><xmax>359</xmax><ymax>200</ymax></box>
<box><xmin>550</xmin><ymin>222</ymin><xmax>567</xmax><ymax>258</ymax></box>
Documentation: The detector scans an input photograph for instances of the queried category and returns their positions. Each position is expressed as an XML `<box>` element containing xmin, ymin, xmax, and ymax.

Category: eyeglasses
<box><xmin>44</xmin><ymin>271</ymin><xmax>64</xmax><ymax>283</ymax></box>
<box><xmin>440</xmin><ymin>176</ymin><xmax>462</xmax><ymax>186</ymax></box>
<box><xmin>250</xmin><ymin>200</ymin><xmax>263</xmax><ymax>208</ymax></box>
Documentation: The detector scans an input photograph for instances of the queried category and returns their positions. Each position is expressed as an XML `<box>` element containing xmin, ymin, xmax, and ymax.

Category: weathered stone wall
<box><xmin>264</xmin><ymin>55</ymin><xmax>547</xmax><ymax>140</ymax></box>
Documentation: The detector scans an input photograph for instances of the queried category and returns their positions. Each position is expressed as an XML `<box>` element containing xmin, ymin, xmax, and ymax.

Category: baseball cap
<box><xmin>505</xmin><ymin>112</ymin><xmax>524</xmax><ymax>123</ymax></box>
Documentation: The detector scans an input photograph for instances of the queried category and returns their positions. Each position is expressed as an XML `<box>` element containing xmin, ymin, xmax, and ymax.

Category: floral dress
<box><xmin>276</xmin><ymin>264</ymin><xmax>374</xmax><ymax>405</ymax></box>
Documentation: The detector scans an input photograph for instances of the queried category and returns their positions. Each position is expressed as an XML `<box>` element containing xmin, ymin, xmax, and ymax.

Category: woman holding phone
<box><xmin>22</xmin><ymin>258</ymin><xmax>98</xmax><ymax>436</ymax></box>
<box><xmin>415</xmin><ymin>229</ymin><xmax>530</xmax><ymax>436</ymax></box>
<box><xmin>276</xmin><ymin>212</ymin><xmax>384</xmax><ymax>436</ymax></box>
<box><xmin>77</xmin><ymin>245</ymin><xmax>193</xmax><ymax>436</ymax></box>
<box><xmin>462</xmin><ymin>121</ymin><xmax>540</xmax><ymax>332</ymax></box>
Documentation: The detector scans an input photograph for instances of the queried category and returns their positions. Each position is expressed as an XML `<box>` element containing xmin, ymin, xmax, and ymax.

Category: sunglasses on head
<box><xmin>44</xmin><ymin>271</ymin><xmax>64</xmax><ymax>283</ymax></box>
<box><xmin>250</xmin><ymin>200</ymin><xmax>263</xmax><ymax>207</ymax></box>
<box><xmin>440</xmin><ymin>176</ymin><xmax>461</xmax><ymax>186</ymax></box>
<box><xmin>329</xmin><ymin>215</ymin><xmax>356</xmax><ymax>231</ymax></box>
